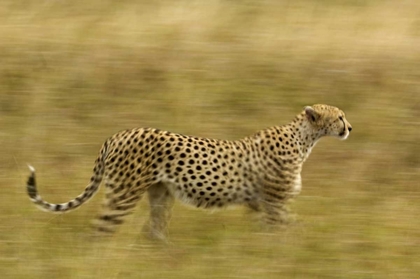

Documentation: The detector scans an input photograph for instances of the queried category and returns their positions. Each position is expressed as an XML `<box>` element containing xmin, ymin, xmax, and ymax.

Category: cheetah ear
<box><xmin>304</xmin><ymin>106</ymin><xmax>319</xmax><ymax>122</ymax></box>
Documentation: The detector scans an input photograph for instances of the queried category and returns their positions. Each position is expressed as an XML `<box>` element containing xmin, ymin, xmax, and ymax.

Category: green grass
<box><xmin>1</xmin><ymin>0</ymin><xmax>420</xmax><ymax>278</ymax></box>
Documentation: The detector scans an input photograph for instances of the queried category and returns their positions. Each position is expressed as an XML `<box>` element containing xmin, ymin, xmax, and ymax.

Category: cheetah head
<box><xmin>304</xmin><ymin>104</ymin><xmax>352</xmax><ymax>140</ymax></box>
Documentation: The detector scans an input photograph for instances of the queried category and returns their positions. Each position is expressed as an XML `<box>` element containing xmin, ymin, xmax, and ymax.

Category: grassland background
<box><xmin>1</xmin><ymin>0</ymin><xmax>419</xmax><ymax>278</ymax></box>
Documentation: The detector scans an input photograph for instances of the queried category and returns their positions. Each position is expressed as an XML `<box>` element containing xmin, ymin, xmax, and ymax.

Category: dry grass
<box><xmin>1</xmin><ymin>0</ymin><xmax>420</xmax><ymax>278</ymax></box>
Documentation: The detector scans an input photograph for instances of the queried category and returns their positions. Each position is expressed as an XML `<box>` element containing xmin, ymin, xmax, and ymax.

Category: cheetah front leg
<box><xmin>261</xmin><ymin>200</ymin><xmax>291</xmax><ymax>227</ymax></box>
<box><xmin>142</xmin><ymin>182</ymin><xmax>175</xmax><ymax>241</ymax></box>
<box><xmin>260</xmin><ymin>177</ymin><xmax>293</xmax><ymax>228</ymax></box>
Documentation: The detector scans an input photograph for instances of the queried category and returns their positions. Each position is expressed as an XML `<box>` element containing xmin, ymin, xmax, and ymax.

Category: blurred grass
<box><xmin>1</xmin><ymin>0</ymin><xmax>420</xmax><ymax>278</ymax></box>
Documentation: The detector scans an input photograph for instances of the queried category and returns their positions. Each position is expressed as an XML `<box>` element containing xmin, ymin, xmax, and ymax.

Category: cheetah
<box><xmin>26</xmin><ymin>104</ymin><xmax>352</xmax><ymax>239</ymax></box>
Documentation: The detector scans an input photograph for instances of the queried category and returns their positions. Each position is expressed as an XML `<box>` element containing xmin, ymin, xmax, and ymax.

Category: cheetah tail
<box><xmin>26</xmin><ymin>162</ymin><xmax>103</xmax><ymax>214</ymax></box>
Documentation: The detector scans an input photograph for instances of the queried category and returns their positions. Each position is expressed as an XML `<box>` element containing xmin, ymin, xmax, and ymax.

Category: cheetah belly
<box><xmin>162</xmin><ymin>178</ymin><xmax>252</xmax><ymax>209</ymax></box>
<box><xmin>162</xmin><ymin>180</ymin><xmax>220</xmax><ymax>208</ymax></box>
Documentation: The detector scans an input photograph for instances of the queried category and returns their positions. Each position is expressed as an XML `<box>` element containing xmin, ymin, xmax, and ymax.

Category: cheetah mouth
<box><xmin>339</xmin><ymin>129</ymin><xmax>349</xmax><ymax>140</ymax></box>
<box><xmin>338</xmin><ymin>119</ymin><xmax>348</xmax><ymax>139</ymax></box>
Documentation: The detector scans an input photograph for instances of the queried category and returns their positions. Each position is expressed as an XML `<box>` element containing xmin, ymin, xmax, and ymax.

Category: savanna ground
<box><xmin>1</xmin><ymin>0</ymin><xmax>420</xmax><ymax>278</ymax></box>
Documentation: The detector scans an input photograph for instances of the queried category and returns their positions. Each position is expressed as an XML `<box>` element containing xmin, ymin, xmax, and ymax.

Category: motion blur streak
<box><xmin>0</xmin><ymin>0</ymin><xmax>419</xmax><ymax>278</ymax></box>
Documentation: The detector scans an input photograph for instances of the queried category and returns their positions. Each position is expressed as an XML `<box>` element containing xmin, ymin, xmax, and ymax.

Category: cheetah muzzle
<box><xmin>26</xmin><ymin>104</ymin><xmax>352</xmax><ymax>239</ymax></box>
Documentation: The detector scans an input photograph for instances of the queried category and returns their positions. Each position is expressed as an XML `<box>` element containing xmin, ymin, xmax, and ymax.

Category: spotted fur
<box><xmin>26</xmin><ymin>104</ymin><xmax>352</xmax><ymax>239</ymax></box>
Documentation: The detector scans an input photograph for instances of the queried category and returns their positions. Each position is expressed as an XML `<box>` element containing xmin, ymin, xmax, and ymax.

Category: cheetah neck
<box><xmin>289</xmin><ymin>112</ymin><xmax>325</xmax><ymax>162</ymax></box>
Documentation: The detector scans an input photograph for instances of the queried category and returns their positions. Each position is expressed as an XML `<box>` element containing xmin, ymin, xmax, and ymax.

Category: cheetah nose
<box><xmin>348</xmin><ymin>126</ymin><xmax>352</xmax><ymax>132</ymax></box>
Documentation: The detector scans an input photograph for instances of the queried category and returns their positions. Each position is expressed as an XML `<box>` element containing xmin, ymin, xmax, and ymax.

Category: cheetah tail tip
<box><xmin>27</xmin><ymin>164</ymin><xmax>36</xmax><ymax>173</ymax></box>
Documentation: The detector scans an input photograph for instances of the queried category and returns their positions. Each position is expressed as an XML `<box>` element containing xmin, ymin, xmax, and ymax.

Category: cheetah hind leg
<box><xmin>93</xmin><ymin>179</ymin><xmax>144</xmax><ymax>234</ymax></box>
<box><xmin>142</xmin><ymin>182</ymin><xmax>175</xmax><ymax>241</ymax></box>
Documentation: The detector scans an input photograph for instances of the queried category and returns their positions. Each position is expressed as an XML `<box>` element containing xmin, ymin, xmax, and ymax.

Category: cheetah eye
<box><xmin>339</xmin><ymin>116</ymin><xmax>343</xmax><ymax>121</ymax></box>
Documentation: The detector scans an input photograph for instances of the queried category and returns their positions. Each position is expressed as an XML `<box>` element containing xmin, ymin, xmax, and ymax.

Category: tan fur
<box><xmin>26</xmin><ymin>104</ymin><xmax>352</xmax><ymax>239</ymax></box>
